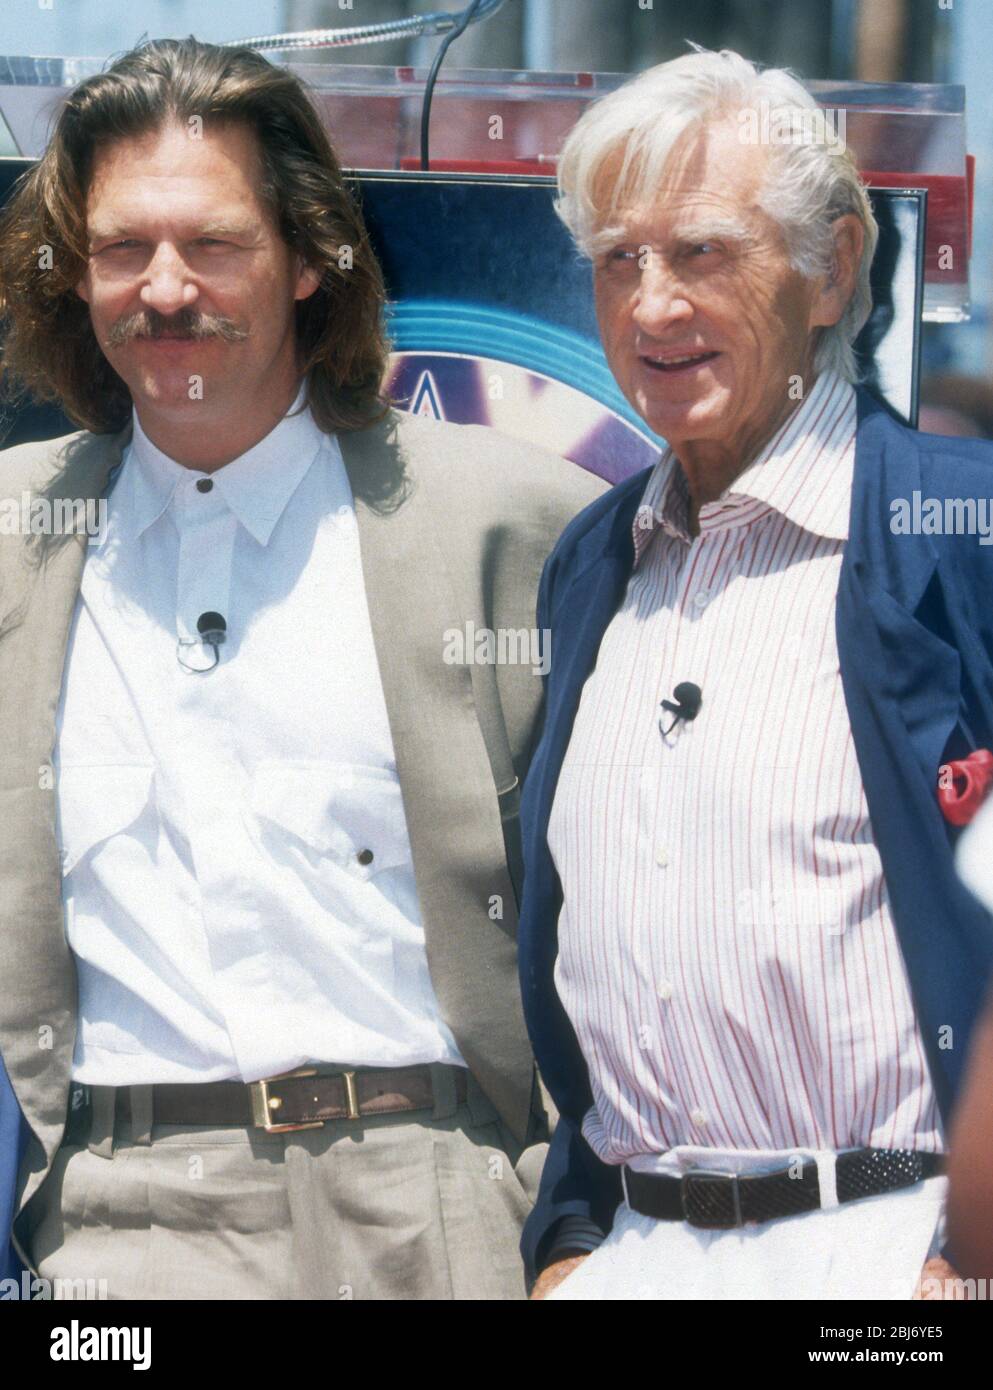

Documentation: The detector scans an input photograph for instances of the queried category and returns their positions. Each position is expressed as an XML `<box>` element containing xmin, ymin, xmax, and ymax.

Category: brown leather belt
<box><xmin>114</xmin><ymin>1064</ymin><xmax>468</xmax><ymax>1134</ymax></box>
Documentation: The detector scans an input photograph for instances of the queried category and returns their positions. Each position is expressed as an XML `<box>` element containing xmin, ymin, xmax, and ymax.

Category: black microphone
<box><xmin>659</xmin><ymin>681</ymin><xmax>702</xmax><ymax>737</ymax></box>
<box><xmin>177</xmin><ymin>611</ymin><xmax>227</xmax><ymax>672</ymax></box>
<box><xmin>197</xmin><ymin>611</ymin><xmax>227</xmax><ymax>647</ymax></box>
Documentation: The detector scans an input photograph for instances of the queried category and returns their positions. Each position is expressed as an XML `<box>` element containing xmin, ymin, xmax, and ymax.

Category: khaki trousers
<box><xmin>18</xmin><ymin>1071</ymin><xmax>540</xmax><ymax>1300</ymax></box>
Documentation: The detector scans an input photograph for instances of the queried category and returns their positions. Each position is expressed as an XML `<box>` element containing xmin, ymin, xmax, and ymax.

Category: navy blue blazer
<box><xmin>0</xmin><ymin>1052</ymin><xmax>26</xmax><ymax>1283</ymax></box>
<box><xmin>518</xmin><ymin>386</ymin><xmax>993</xmax><ymax>1283</ymax></box>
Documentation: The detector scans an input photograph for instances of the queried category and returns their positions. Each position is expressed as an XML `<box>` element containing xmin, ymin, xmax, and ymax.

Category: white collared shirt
<box><xmin>55</xmin><ymin>385</ymin><xmax>464</xmax><ymax>1083</ymax></box>
<box><xmin>548</xmin><ymin>370</ymin><xmax>941</xmax><ymax>1169</ymax></box>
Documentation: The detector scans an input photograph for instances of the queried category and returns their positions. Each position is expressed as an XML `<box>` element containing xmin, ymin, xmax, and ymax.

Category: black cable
<box><xmin>420</xmin><ymin>0</ymin><xmax>492</xmax><ymax>172</ymax></box>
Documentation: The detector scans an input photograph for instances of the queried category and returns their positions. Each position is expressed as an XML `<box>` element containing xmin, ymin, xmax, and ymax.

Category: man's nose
<box><xmin>139</xmin><ymin>244</ymin><xmax>199</xmax><ymax>316</ymax></box>
<box><xmin>632</xmin><ymin>256</ymin><xmax>692</xmax><ymax>334</ymax></box>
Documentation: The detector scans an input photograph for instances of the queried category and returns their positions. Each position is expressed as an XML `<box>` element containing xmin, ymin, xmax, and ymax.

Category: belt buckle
<box><xmin>681</xmin><ymin>1169</ymin><xmax>743</xmax><ymax>1229</ymax></box>
<box><xmin>249</xmin><ymin>1067</ymin><xmax>325</xmax><ymax>1134</ymax></box>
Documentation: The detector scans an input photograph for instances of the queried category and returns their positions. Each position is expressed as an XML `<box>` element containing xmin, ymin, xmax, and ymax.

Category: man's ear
<box><xmin>810</xmin><ymin>213</ymin><xmax>864</xmax><ymax>330</ymax></box>
<box><xmin>293</xmin><ymin>257</ymin><xmax>322</xmax><ymax>304</ymax></box>
<box><xmin>75</xmin><ymin>275</ymin><xmax>90</xmax><ymax>304</ymax></box>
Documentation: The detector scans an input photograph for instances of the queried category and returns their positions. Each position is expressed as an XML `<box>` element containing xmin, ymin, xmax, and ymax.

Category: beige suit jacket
<box><xmin>0</xmin><ymin>404</ymin><xmax>606</xmax><ymax>1225</ymax></box>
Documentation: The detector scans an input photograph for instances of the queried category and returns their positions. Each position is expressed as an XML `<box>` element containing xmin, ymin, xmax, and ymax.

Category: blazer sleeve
<box><xmin>519</xmin><ymin>542</ymin><xmax>624</xmax><ymax>1287</ymax></box>
<box><xmin>0</xmin><ymin>1052</ymin><xmax>27</xmax><ymax>1281</ymax></box>
<box><xmin>521</xmin><ymin>1108</ymin><xmax>624</xmax><ymax>1286</ymax></box>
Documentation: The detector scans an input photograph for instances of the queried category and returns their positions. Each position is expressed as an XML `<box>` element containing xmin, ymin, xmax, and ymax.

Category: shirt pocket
<box><xmin>248</xmin><ymin>761</ymin><xmax>413</xmax><ymax>883</ymax></box>
<box><xmin>56</xmin><ymin>763</ymin><xmax>155</xmax><ymax>877</ymax></box>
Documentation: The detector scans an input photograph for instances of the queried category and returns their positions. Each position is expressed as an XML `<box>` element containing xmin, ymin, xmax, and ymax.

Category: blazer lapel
<box><xmin>525</xmin><ymin>477</ymin><xmax>650</xmax><ymax>871</ymax></box>
<box><xmin>338</xmin><ymin>413</ymin><xmax>536</xmax><ymax>1142</ymax></box>
<box><xmin>0</xmin><ymin>427</ymin><xmax>127</xmax><ymax>1183</ymax></box>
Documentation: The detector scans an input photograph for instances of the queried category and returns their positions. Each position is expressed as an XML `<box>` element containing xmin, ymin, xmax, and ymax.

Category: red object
<box><xmin>938</xmin><ymin>749</ymin><xmax>993</xmax><ymax>826</ymax></box>
<box><xmin>400</xmin><ymin>157</ymin><xmax>552</xmax><ymax>174</ymax></box>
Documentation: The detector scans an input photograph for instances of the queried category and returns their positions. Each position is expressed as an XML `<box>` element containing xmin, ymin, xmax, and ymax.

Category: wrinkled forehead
<box><xmin>85</xmin><ymin>116</ymin><xmax>268</xmax><ymax>199</ymax></box>
<box><xmin>587</xmin><ymin>117</ymin><xmax>773</xmax><ymax>245</ymax></box>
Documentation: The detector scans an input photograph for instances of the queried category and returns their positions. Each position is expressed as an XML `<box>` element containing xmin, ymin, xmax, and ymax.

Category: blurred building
<box><xmin>282</xmin><ymin>0</ymin><xmax>941</xmax><ymax>80</ymax></box>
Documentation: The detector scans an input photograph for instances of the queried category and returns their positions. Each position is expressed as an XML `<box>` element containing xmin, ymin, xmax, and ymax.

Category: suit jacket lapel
<box><xmin>339</xmin><ymin>414</ymin><xmax>536</xmax><ymax>1142</ymax></box>
<box><xmin>0</xmin><ymin>427</ymin><xmax>126</xmax><ymax>1179</ymax></box>
<box><xmin>526</xmin><ymin>477</ymin><xmax>649</xmax><ymax>872</ymax></box>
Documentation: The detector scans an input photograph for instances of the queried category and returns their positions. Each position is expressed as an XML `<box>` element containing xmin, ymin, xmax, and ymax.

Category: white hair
<box><xmin>555</xmin><ymin>48</ymin><xmax>879</xmax><ymax>384</ymax></box>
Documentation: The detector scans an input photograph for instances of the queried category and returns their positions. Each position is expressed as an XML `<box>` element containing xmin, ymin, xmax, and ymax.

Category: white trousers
<box><xmin>548</xmin><ymin>1153</ymin><xmax>947</xmax><ymax>1301</ymax></box>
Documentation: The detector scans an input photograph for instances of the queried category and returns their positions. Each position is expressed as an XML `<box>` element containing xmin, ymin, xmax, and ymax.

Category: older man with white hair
<box><xmin>517</xmin><ymin>49</ymin><xmax>993</xmax><ymax>1300</ymax></box>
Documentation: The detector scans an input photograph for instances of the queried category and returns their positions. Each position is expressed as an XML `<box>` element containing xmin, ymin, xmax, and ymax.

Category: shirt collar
<box><xmin>117</xmin><ymin>381</ymin><xmax>330</xmax><ymax>547</ymax></box>
<box><xmin>631</xmin><ymin>370</ymin><xmax>857</xmax><ymax>567</ymax></box>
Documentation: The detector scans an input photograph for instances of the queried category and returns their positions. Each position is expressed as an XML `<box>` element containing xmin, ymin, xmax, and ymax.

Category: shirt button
<box><xmin>693</xmin><ymin>591</ymin><xmax>710</xmax><ymax>608</ymax></box>
<box><xmin>196</xmin><ymin>478</ymin><xmax>213</xmax><ymax>493</ymax></box>
<box><xmin>690</xmin><ymin>1108</ymin><xmax>708</xmax><ymax>1128</ymax></box>
<box><xmin>655</xmin><ymin>846</ymin><xmax>669</xmax><ymax>867</ymax></box>
<box><xmin>657</xmin><ymin>980</ymin><xmax>674</xmax><ymax>1002</ymax></box>
<box><xmin>356</xmin><ymin>848</ymin><xmax>374</xmax><ymax>866</ymax></box>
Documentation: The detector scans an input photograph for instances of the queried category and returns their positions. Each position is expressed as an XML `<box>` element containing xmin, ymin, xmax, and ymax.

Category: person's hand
<box><xmin>912</xmin><ymin>1255</ymin><xmax>966</xmax><ymax>1299</ymax></box>
<box><xmin>530</xmin><ymin>1252</ymin><xmax>590</xmax><ymax>1300</ymax></box>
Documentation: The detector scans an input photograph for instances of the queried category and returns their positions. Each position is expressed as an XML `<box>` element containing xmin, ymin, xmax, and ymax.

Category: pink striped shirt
<box><xmin>548</xmin><ymin>370</ymin><xmax>942</xmax><ymax>1168</ymax></box>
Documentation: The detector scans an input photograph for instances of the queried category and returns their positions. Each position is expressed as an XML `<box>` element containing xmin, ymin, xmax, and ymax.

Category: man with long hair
<box><xmin>0</xmin><ymin>36</ymin><xmax>602</xmax><ymax>1299</ymax></box>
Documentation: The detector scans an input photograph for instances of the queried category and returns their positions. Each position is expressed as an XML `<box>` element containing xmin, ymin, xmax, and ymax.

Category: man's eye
<box><xmin>97</xmin><ymin>238</ymin><xmax>230</xmax><ymax>252</ymax></box>
<box><xmin>606</xmin><ymin>248</ymin><xmax>637</xmax><ymax>264</ymax></box>
<box><xmin>689</xmin><ymin>242</ymin><xmax>717</xmax><ymax>257</ymax></box>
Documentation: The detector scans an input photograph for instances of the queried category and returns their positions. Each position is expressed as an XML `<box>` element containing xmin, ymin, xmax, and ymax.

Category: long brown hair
<box><xmin>0</xmin><ymin>36</ymin><xmax>391</xmax><ymax>435</ymax></box>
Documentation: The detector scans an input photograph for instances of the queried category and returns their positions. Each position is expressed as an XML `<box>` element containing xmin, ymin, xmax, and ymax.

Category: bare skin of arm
<box><xmin>530</xmin><ymin>1253</ymin><xmax>590</xmax><ymax>1300</ymax></box>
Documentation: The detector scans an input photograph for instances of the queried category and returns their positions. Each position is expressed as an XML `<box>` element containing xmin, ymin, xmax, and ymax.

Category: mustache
<box><xmin>106</xmin><ymin>308</ymin><xmax>248</xmax><ymax>347</ymax></box>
